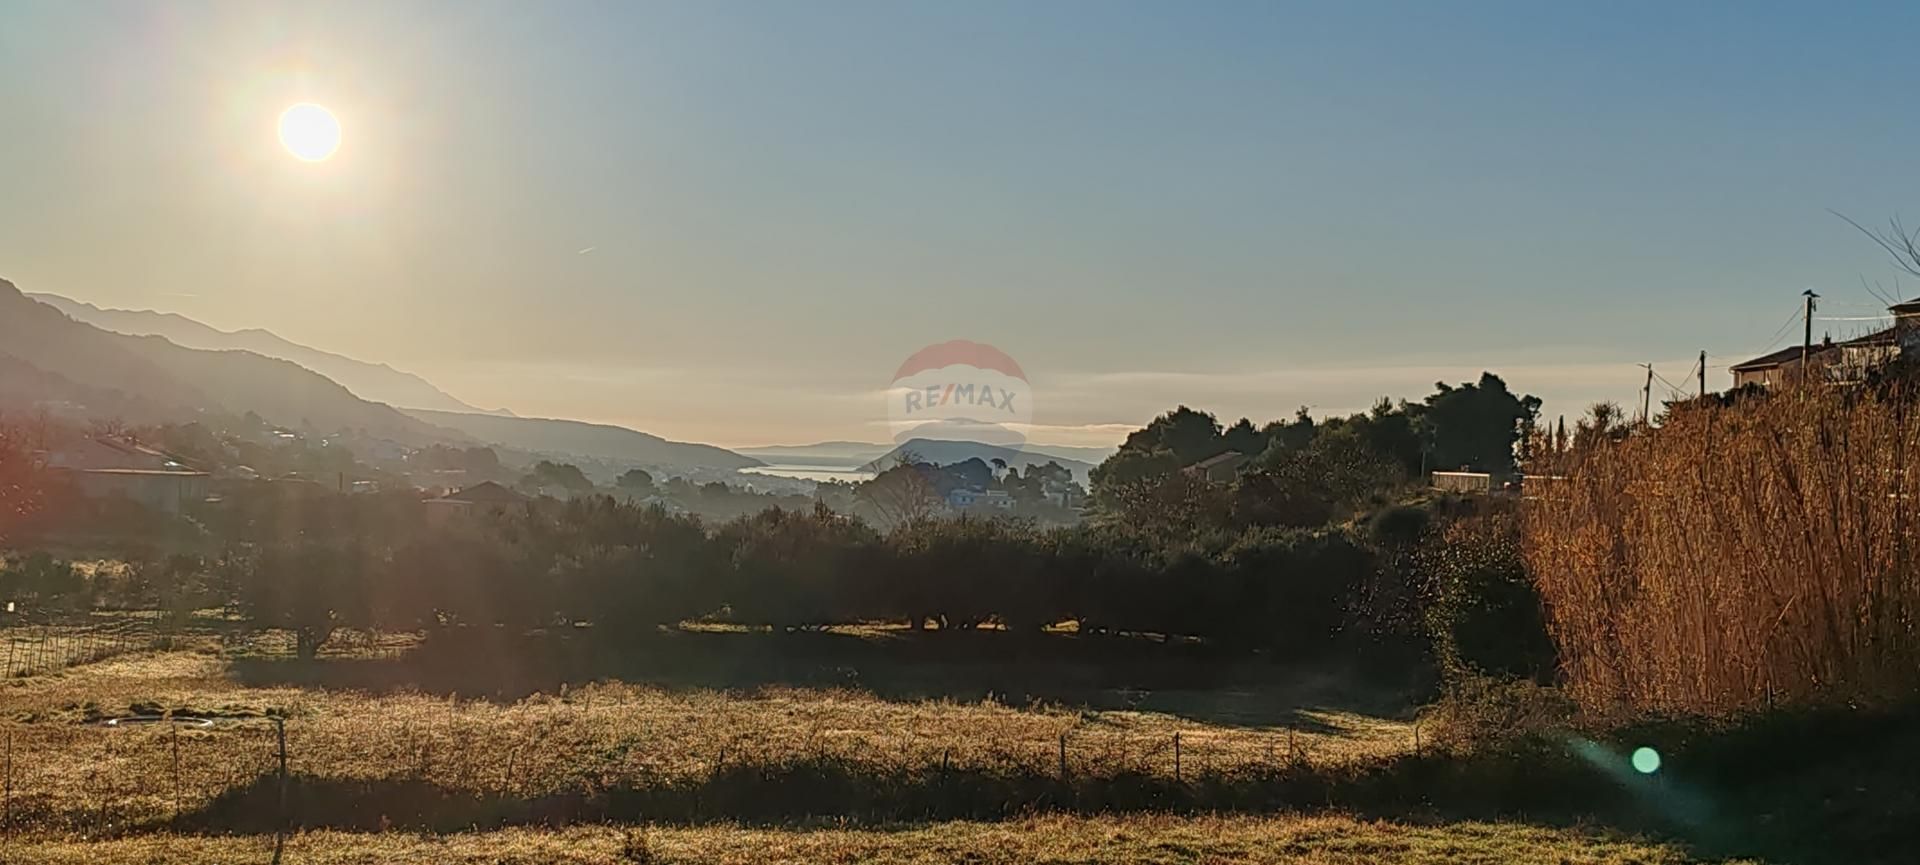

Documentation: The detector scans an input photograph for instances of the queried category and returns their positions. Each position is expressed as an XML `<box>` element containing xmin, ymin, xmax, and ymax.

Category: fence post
<box><xmin>1173</xmin><ymin>732</ymin><xmax>1181</xmax><ymax>782</ymax></box>
<box><xmin>1057</xmin><ymin>733</ymin><xmax>1067</xmax><ymax>781</ymax></box>
<box><xmin>4</xmin><ymin>729</ymin><xmax>12</xmax><ymax>834</ymax></box>
<box><xmin>275</xmin><ymin>716</ymin><xmax>289</xmax><ymax>829</ymax></box>
<box><xmin>172</xmin><ymin>719</ymin><xmax>182</xmax><ymax>818</ymax></box>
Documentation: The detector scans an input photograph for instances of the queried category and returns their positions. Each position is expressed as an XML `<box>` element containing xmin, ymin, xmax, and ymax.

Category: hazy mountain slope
<box><xmin>0</xmin><ymin>352</ymin><xmax>179</xmax><ymax>422</ymax></box>
<box><xmin>403</xmin><ymin>408</ymin><xmax>763</xmax><ymax>471</ymax></box>
<box><xmin>860</xmin><ymin>438</ymin><xmax>1095</xmax><ymax>481</ymax></box>
<box><xmin>1024</xmin><ymin>443</ymin><xmax>1119</xmax><ymax>465</ymax></box>
<box><xmin>741</xmin><ymin>440</ymin><xmax>1115</xmax><ymax>468</ymax></box>
<box><xmin>28</xmin><ymin>292</ymin><xmax>505</xmax><ymax>415</ymax></box>
<box><xmin>1</xmin><ymin>278</ymin><xmax>459</xmax><ymax>442</ymax></box>
<box><xmin>735</xmin><ymin>441</ymin><xmax>895</xmax><ymax>466</ymax></box>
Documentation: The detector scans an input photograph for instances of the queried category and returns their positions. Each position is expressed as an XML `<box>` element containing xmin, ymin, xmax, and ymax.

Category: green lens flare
<box><xmin>1631</xmin><ymin>746</ymin><xmax>1661</xmax><ymax>774</ymax></box>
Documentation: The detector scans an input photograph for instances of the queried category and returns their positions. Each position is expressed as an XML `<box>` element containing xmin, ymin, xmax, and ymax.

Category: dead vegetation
<box><xmin>0</xmin><ymin>814</ymin><xmax>1733</xmax><ymax>865</ymax></box>
<box><xmin>1525</xmin><ymin>382</ymin><xmax>1920</xmax><ymax>715</ymax></box>
<box><xmin>0</xmin><ymin>648</ymin><xmax>1415</xmax><ymax>834</ymax></box>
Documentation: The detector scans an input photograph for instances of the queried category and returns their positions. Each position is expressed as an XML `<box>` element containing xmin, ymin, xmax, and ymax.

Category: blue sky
<box><xmin>3</xmin><ymin>1</ymin><xmax>1918</xmax><ymax>446</ymax></box>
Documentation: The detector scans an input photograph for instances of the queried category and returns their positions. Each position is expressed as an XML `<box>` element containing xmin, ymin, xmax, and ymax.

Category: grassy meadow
<box><xmin>0</xmin><ymin>816</ymin><xmax>1735</xmax><ymax>864</ymax></box>
<box><xmin>2</xmin><ymin>630</ymin><xmax>1419</xmax><ymax>836</ymax></box>
<box><xmin>3</xmin><ymin>628</ymin><xmax>1912</xmax><ymax>863</ymax></box>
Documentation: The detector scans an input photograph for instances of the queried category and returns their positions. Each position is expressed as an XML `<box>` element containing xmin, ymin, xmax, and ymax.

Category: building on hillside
<box><xmin>44</xmin><ymin>436</ymin><xmax>208</xmax><ymax>513</ymax></box>
<box><xmin>1731</xmin><ymin>297</ymin><xmax>1920</xmax><ymax>389</ymax></box>
<box><xmin>946</xmin><ymin>487</ymin><xmax>1013</xmax><ymax>510</ymax></box>
<box><xmin>71</xmin><ymin>469</ymin><xmax>210</xmax><ymax>513</ymax></box>
<box><xmin>1431</xmin><ymin>470</ymin><xmax>1496</xmax><ymax>494</ymax></box>
<box><xmin>44</xmin><ymin>436</ymin><xmax>184</xmax><ymax>472</ymax></box>
<box><xmin>1041</xmin><ymin>478</ymin><xmax>1084</xmax><ymax>510</ymax></box>
<box><xmin>425</xmin><ymin>480</ymin><xmax>528</xmax><ymax>524</ymax></box>
<box><xmin>1729</xmin><ymin>344</ymin><xmax>1833</xmax><ymax>389</ymax></box>
<box><xmin>1183</xmin><ymin>450</ymin><xmax>1249</xmax><ymax>483</ymax></box>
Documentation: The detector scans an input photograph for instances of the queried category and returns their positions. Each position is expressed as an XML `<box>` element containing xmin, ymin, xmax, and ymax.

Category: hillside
<box><xmin>0</xmin><ymin>353</ymin><xmax>176</xmax><ymax>421</ymax></box>
<box><xmin>0</xmin><ymin>278</ymin><xmax>459</xmax><ymax>443</ymax></box>
<box><xmin>860</xmin><ymin>438</ymin><xmax>1096</xmax><ymax>481</ymax></box>
<box><xmin>402</xmin><ymin>408</ymin><xmax>763</xmax><ymax>471</ymax></box>
<box><xmin>1023</xmin><ymin>443</ymin><xmax>1119</xmax><ymax>465</ymax></box>
<box><xmin>29</xmin><ymin>292</ymin><xmax>505</xmax><ymax>415</ymax></box>
<box><xmin>743</xmin><ymin>440</ymin><xmax>1115</xmax><ymax>468</ymax></box>
<box><xmin>735</xmin><ymin>441</ymin><xmax>895</xmax><ymax>466</ymax></box>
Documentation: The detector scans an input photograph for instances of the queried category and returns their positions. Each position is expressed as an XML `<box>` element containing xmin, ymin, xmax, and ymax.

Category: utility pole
<box><xmin>1801</xmin><ymin>289</ymin><xmax>1820</xmax><ymax>374</ymax></box>
<box><xmin>1640</xmin><ymin>363</ymin><xmax>1654</xmax><ymax>424</ymax></box>
<box><xmin>1699</xmin><ymin>350</ymin><xmax>1707</xmax><ymax>399</ymax></box>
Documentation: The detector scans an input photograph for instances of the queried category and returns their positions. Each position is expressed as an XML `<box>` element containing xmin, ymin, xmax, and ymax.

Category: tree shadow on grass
<box><xmin>165</xmin><ymin>729</ymin><xmax>1900</xmax><ymax>864</ymax></box>
<box><xmin>226</xmin><ymin>626</ymin><xmax>1416</xmax><ymax>730</ymax></box>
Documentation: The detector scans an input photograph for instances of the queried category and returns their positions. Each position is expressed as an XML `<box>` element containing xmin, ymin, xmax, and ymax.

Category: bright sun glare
<box><xmin>278</xmin><ymin>102</ymin><xmax>341</xmax><ymax>162</ymax></box>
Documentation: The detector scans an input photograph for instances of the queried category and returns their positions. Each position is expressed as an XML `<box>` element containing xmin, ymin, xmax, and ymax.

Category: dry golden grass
<box><xmin>1</xmin><ymin>649</ymin><xmax>1415</xmax><ymax>833</ymax></box>
<box><xmin>1527</xmin><ymin>384</ymin><xmax>1920</xmax><ymax>714</ymax></box>
<box><xmin>0</xmin><ymin>814</ymin><xmax>1741</xmax><ymax>864</ymax></box>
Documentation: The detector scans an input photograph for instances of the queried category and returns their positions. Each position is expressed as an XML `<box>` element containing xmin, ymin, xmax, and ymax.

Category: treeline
<box><xmin>225</xmin><ymin>499</ymin><xmax>1412</xmax><ymax>661</ymax></box>
<box><xmin>1091</xmin><ymin>375</ymin><xmax>1541</xmax><ymax>539</ymax></box>
<box><xmin>2</xmin><ymin>489</ymin><xmax>1549</xmax><ymax>680</ymax></box>
<box><xmin>4</xmin><ymin>388</ymin><xmax>1556</xmax><ymax>681</ymax></box>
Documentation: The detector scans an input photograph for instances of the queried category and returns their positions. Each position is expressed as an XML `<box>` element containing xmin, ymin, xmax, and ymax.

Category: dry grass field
<box><xmin>0</xmin><ymin>814</ymin><xmax>1741</xmax><ymax>864</ymax></box>
<box><xmin>1</xmin><ymin>642</ymin><xmax>1418</xmax><ymax>834</ymax></box>
<box><xmin>4</xmin><ymin>633</ymin><xmax>1907</xmax><ymax>862</ymax></box>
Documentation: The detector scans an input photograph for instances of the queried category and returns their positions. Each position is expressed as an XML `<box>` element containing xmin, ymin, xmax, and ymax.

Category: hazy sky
<box><xmin>5</xmin><ymin>1</ymin><xmax>1919</xmax><ymax>447</ymax></box>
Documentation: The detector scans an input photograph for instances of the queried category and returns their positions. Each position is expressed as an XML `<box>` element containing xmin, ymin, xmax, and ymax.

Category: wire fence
<box><xmin>0</xmin><ymin>619</ymin><xmax>1427</xmax><ymax>836</ymax></box>
<box><xmin>1</xmin><ymin>615</ymin><xmax>162</xmax><ymax>678</ymax></box>
<box><xmin>0</xmin><ymin>702</ymin><xmax>1427</xmax><ymax>836</ymax></box>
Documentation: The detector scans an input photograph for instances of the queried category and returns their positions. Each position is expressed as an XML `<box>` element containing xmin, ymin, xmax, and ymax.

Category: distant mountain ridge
<box><xmin>1</xmin><ymin>278</ymin><xmax>459</xmax><ymax>443</ymax></box>
<box><xmin>859</xmin><ymin>438</ymin><xmax>1097</xmax><ymax>481</ymax></box>
<box><xmin>7</xmin><ymin>282</ymin><xmax>763</xmax><ymax>472</ymax></box>
<box><xmin>403</xmin><ymin>408</ymin><xmax>763</xmax><ymax>471</ymax></box>
<box><xmin>748</xmin><ymin>440</ymin><xmax>1115</xmax><ymax>469</ymax></box>
<box><xmin>28</xmin><ymin>292</ymin><xmax>507</xmax><ymax>416</ymax></box>
<box><xmin>735</xmin><ymin>441</ymin><xmax>895</xmax><ymax>466</ymax></box>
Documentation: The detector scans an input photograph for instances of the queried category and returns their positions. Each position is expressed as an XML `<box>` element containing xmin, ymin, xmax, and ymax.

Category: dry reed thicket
<box><xmin>1525</xmin><ymin>381</ymin><xmax>1920</xmax><ymax>715</ymax></box>
<box><xmin>0</xmin><ymin>649</ymin><xmax>1413</xmax><ymax>833</ymax></box>
<box><xmin>0</xmin><ymin>814</ymin><xmax>1731</xmax><ymax>865</ymax></box>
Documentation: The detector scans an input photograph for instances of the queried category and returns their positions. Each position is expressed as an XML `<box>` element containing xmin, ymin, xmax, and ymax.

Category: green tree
<box><xmin>1421</xmin><ymin>373</ymin><xmax>1541</xmax><ymax>474</ymax></box>
<box><xmin>1416</xmin><ymin>510</ymin><xmax>1555</xmax><ymax>681</ymax></box>
<box><xmin>519</xmin><ymin>460</ymin><xmax>594</xmax><ymax>494</ymax></box>
<box><xmin>616</xmin><ymin>467</ymin><xmax>655</xmax><ymax>491</ymax></box>
<box><xmin>234</xmin><ymin>542</ymin><xmax>373</xmax><ymax>659</ymax></box>
<box><xmin>1128</xmin><ymin>406</ymin><xmax>1226</xmax><ymax>464</ymax></box>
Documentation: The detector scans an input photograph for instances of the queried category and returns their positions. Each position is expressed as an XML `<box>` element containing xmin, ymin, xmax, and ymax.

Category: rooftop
<box><xmin>1729</xmin><ymin>344</ymin><xmax>1833</xmax><ymax>372</ymax></box>
<box><xmin>434</xmin><ymin>480</ymin><xmax>527</xmax><ymax>505</ymax></box>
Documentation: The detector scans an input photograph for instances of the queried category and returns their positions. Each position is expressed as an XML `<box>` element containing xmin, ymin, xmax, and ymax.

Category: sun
<box><xmin>278</xmin><ymin>102</ymin><xmax>341</xmax><ymax>162</ymax></box>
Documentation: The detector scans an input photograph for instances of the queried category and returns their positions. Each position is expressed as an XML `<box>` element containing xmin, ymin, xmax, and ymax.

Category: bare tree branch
<box><xmin>1833</xmin><ymin>209</ymin><xmax>1920</xmax><ymax>278</ymax></box>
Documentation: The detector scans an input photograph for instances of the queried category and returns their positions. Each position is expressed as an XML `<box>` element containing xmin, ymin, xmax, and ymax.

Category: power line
<box><xmin>1755</xmin><ymin>303</ymin><xmax>1805</xmax><ymax>354</ymax></box>
<box><xmin>1652</xmin><ymin>370</ymin><xmax>1687</xmax><ymax>396</ymax></box>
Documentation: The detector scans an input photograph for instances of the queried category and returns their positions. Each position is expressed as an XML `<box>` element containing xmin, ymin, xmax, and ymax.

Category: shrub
<box><xmin>1418</xmin><ymin>510</ymin><xmax>1555</xmax><ymax>683</ymax></box>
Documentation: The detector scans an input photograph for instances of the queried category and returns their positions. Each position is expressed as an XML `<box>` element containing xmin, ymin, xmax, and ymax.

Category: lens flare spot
<box><xmin>1631</xmin><ymin>746</ymin><xmax>1662</xmax><ymax>774</ymax></box>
